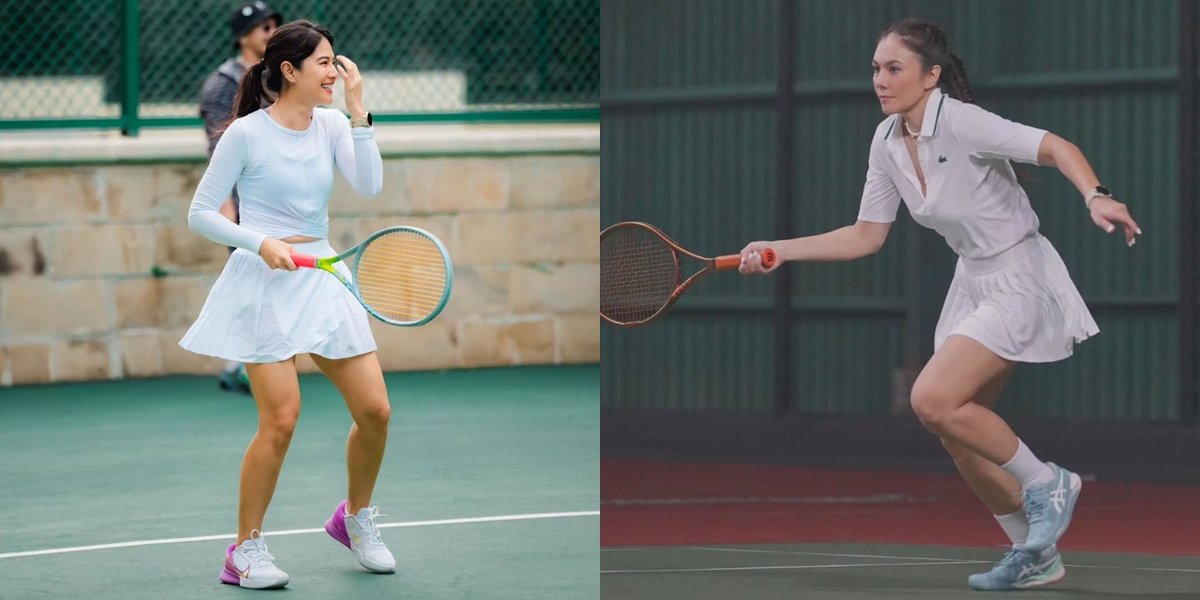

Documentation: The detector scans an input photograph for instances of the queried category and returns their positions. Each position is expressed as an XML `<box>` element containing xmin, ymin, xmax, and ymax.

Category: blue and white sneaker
<box><xmin>1023</xmin><ymin>462</ymin><xmax>1082</xmax><ymax>552</ymax></box>
<box><xmin>968</xmin><ymin>545</ymin><xmax>1065</xmax><ymax>591</ymax></box>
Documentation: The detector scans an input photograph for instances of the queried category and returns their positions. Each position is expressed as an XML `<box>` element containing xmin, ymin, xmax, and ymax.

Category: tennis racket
<box><xmin>600</xmin><ymin>221</ymin><xmax>775</xmax><ymax>327</ymax></box>
<box><xmin>291</xmin><ymin>226</ymin><xmax>453</xmax><ymax>327</ymax></box>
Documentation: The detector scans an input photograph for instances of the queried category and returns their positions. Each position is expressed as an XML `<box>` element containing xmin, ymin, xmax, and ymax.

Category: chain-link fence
<box><xmin>0</xmin><ymin>0</ymin><xmax>598</xmax><ymax>133</ymax></box>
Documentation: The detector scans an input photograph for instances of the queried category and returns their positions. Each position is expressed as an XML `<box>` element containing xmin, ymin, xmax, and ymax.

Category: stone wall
<box><xmin>0</xmin><ymin>124</ymin><xmax>599</xmax><ymax>385</ymax></box>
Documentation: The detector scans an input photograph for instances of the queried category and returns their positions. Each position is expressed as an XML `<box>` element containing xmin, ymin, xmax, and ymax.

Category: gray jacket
<box><xmin>199</xmin><ymin>58</ymin><xmax>246</xmax><ymax>158</ymax></box>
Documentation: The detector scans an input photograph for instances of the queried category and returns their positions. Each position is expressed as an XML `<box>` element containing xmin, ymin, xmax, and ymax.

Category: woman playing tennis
<box><xmin>179</xmin><ymin>20</ymin><xmax>394</xmax><ymax>589</ymax></box>
<box><xmin>739</xmin><ymin>19</ymin><xmax>1140</xmax><ymax>591</ymax></box>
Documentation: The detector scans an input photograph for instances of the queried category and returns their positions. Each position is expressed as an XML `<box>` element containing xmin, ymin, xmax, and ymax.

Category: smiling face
<box><xmin>872</xmin><ymin>33</ymin><xmax>940</xmax><ymax>116</ymax></box>
<box><xmin>279</xmin><ymin>37</ymin><xmax>338</xmax><ymax>107</ymax></box>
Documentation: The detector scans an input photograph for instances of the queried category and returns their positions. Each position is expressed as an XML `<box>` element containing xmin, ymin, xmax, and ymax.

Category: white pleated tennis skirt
<box><xmin>179</xmin><ymin>239</ymin><xmax>377</xmax><ymax>363</ymax></box>
<box><xmin>934</xmin><ymin>233</ymin><xmax>1099</xmax><ymax>363</ymax></box>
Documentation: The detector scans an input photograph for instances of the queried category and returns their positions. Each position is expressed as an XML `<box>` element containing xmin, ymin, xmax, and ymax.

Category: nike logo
<box><xmin>229</xmin><ymin>556</ymin><xmax>251</xmax><ymax>579</ymax></box>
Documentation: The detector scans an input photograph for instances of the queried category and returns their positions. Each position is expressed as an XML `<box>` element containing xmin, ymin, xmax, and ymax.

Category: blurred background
<box><xmin>1</xmin><ymin>0</ymin><xmax>598</xmax><ymax>128</ymax></box>
<box><xmin>0</xmin><ymin>2</ymin><xmax>599</xmax><ymax>598</ymax></box>
<box><xmin>601</xmin><ymin>1</ymin><xmax>1200</xmax><ymax>597</ymax></box>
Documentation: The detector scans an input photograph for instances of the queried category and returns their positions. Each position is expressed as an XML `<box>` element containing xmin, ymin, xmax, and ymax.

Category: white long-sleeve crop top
<box><xmin>187</xmin><ymin>106</ymin><xmax>383</xmax><ymax>252</ymax></box>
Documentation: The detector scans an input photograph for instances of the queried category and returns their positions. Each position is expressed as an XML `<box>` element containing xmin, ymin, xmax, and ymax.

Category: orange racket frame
<box><xmin>600</xmin><ymin>221</ymin><xmax>776</xmax><ymax>327</ymax></box>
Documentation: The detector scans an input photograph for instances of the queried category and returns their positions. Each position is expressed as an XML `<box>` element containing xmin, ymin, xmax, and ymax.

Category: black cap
<box><xmin>230</xmin><ymin>1</ymin><xmax>281</xmax><ymax>40</ymax></box>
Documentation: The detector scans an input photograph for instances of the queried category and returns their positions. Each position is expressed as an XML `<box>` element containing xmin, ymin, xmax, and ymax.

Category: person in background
<box><xmin>199</xmin><ymin>1</ymin><xmax>281</xmax><ymax>394</ymax></box>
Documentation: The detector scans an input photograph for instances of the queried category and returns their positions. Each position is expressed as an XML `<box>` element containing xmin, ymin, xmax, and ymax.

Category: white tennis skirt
<box><xmin>935</xmin><ymin>233</ymin><xmax>1099</xmax><ymax>363</ymax></box>
<box><xmin>179</xmin><ymin>239</ymin><xmax>377</xmax><ymax>363</ymax></box>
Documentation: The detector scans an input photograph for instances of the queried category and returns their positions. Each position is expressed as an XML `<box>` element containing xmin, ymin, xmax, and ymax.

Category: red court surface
<box><xmin>602</xmin><ymin>458</ymin><xmax>1200</xmax><ymax>555</ymax></box>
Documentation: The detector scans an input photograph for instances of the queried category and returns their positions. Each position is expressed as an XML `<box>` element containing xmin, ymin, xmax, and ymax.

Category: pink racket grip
<box><xmin>291</xmin><ymin>253</ymin><xmax>317</xmax><ymax>268</ymax></box>
<box><xmin>760</xmin><ymin>248</ymin><xmax>777</xmax><ymax>268</ymax></box>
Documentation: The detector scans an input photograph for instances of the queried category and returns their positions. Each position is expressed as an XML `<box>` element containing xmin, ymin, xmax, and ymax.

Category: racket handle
<box><xmin>291</xmin><ymin>253</ymin><xmax>317</xmax><ymax>268</ymax></box>
<box><xmin>715</xmin><ymin>247</ymin><xmax>777</xmax><ymax>270</ymax></box>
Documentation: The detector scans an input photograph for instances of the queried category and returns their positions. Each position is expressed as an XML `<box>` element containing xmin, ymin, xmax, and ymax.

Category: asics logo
<box><xmin>1049</xmin><ymin>473</ymin><xmax>1068</xmax><ymax>513</ymax></box>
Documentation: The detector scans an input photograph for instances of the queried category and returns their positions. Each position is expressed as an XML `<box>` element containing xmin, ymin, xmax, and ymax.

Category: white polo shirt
<box><xmin>857</xmin><ymin>88</ymin><xmax>1048</xmax><ymax>260</ymax></box>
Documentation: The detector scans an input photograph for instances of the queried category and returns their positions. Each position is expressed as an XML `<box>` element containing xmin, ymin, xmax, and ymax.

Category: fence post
<box><xmin>774</xmin><ymin>0</ymin><xmax>795</xmax><ymax>415</ymax></box>
<box><xmin>120</xmin><ymin>0</ymin><xmax>140</xmax><ymax>137</ymax></box>
<box><xmin>1180</xmin><ymin>0</ymin><xmax>1198</xmax><ymax>425</ymax></box>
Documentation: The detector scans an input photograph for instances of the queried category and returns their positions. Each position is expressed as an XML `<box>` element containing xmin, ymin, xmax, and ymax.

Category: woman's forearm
<box><xmin>775</xmin><ymin>224</ymin><xmax>882</xmax><ymax>263</ymax></box>
<box><xmin>1038</xmin><ymin>133</ymin><xmax>1100</xmax><ymax>200</ymax></box>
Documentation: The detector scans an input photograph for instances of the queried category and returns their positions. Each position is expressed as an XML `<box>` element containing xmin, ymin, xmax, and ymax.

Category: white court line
<box><xmin>0</xmin><ymin>511</ymin><xmax>599</xmax><ymax>560</ymax></box>
<box><xmin>601</xmin><ymin>560</ymin><xmax>983</xmax><ymax>574</ymax></box>
<box><xmin>601</xmin><ymin>547</ymin><xmax>1200</xmax><ymax>575</ymax></box>
<box><xmin>1062</xmin><ymin>564</ymin><xmax>1200</xmax><ymax>574</ymax></box>
<box><xmin>685</xmin><ymin>546</ymin><xmax>972</xmax><ymax>563</ymax></box>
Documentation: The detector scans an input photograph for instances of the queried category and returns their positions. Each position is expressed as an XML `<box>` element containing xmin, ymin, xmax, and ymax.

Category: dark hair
<box><xmin>230</xmin><ymin>19</ymin><xmax>333</xmax><ymax>122</ymax></box>
<box><xmin>879</xmin><ymin>19</ymin><xmax>974</xmax><ymax>103</ymax></box>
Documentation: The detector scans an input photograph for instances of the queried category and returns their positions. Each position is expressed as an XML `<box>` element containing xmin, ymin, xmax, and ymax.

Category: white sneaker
<box><xmin>218</xmin><ymin>529</ymin><xmax>289</xmax><ymax>589</ymax></box>
<box><xmin>324</xmin><ymin>499</ymin><xmax>396</xmax><ymax>573</ymax></box>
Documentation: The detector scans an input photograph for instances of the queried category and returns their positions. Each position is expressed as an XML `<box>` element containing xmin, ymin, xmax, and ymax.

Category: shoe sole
<box><xmin>1015</xmin><ymin>562</ymin><xmax>1067</xmax><ymax>589</ymax></box>
<box><xmin>968</xmin><ymin>560</ymin><xmax>1066</xmax><ymax>591</ymax></box>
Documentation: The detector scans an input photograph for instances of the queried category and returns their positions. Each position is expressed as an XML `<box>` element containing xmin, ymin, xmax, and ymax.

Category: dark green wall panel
<box><xmin>603</xmin><ymin>0</ymin><xmax>1184</xmax><ymax>421</ymax></box>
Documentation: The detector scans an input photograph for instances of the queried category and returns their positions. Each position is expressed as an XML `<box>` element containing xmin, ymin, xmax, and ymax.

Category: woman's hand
<box><xmin>739</xmin><ymin>241</ymin><xmax>780</xmax><ymax>274</ymax></box>
<box><xmin>1088</xmin><ymin>196</ymin><xmax>1142</xmax><ymax>247</ymax></box>
<box><xmin>259</xmin><ymin>238</ymin><xmax>297</xmax><ymax>270</ymax></box>
<box><xmin>335</xmin><ymin>54</ymin><xmax>366</xmax><ymax>118</ymax></box>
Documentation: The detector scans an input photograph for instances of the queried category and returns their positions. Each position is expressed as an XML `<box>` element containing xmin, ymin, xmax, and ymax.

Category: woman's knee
<box><xmin>259</xmin><ymin>408</ymin><xmax>300</xmax><ymax>442</ymax></box>
<box><xmin>910</xmin><ymin>379</ymin><xmax>957</xmax><ymax>431</ymax></box>
<box><xmin>355</xmin><ymin>400</ymin><xmax>391</xmax><ymax>430</ymax></box>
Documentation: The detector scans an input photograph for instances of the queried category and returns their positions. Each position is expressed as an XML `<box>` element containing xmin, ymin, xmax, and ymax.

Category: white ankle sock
<box><xmin>994</xmin><ymin>508</ymin><xmax>1029</xmax><ymax>549</ymax></box>
<box><xmin>1001</xmin><ymin>439</ymin><xmax>1055</xmax><ymax>488</ymax></box>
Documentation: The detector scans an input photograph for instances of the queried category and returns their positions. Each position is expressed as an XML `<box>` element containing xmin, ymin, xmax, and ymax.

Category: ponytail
<box><xmin>230</xmin><ymin>60</ymin><xmax>271</xmax><ymax>127</ymax></box>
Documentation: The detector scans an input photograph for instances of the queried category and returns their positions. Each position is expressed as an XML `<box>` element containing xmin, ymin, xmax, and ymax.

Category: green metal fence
<box><xmin>0</xmin><ymin>0</ymin><xmax>598</xmax><ymax>134</ymax></box>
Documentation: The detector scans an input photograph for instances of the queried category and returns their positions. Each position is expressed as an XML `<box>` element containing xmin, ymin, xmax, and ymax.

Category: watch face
<box><xmin>366</xmin><ymin>112</ymin><xmax>373</xmax><ymax>126</ymax></box>
<box><xmin>1095</xmin><ymin>185</ymin><xmax>1111</xmax><ymax>196</ymax></box>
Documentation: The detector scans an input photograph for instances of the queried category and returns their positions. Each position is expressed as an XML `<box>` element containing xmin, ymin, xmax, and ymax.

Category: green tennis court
<box><xmin>0</xmin><ymin>365</ymin><xmax>598</xmax><ymax>599</ymax></box>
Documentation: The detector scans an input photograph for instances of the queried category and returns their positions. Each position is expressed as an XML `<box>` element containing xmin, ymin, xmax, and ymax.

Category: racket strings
<box><xmin>600</xmin><ymin>227</ymin><xmax>680</xmax><ymax>324</ymax></box>
<box><xmin>356</xmin><ymin>232</ymin><xmax>449</xmax><ymax>322</ymax></box>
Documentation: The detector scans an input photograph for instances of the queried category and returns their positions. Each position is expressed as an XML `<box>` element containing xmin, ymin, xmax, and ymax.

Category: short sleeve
<box><xmin>856</xmin><ymin>133</ymin><xmax>902</xmax><ymax>223</ymax></box>
<box><xmin>952</xmin><ymin>103</ymin><xmax>1047</xmax><ymax>165</ymax></box>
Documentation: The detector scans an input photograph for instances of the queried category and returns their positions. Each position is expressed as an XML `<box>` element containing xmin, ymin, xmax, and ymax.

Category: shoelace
<box><xmin>995</xmin><ymin>548</ymin><xmax>1024</xmax><ymax>571</ymax></box>
<box><xmin>242</xmin><ymin>529</ymin><xmax>277</xmax><ymax>566</ymax></box>
<box><xmin>1023</xmin><ymin>486</ymin><xmax>1047</xmax><ymax>524</ymax></box>
<box><xmin>354</xmin><ymin>506</ymin><xmax>386</xmax><ymax>546</ymax></box>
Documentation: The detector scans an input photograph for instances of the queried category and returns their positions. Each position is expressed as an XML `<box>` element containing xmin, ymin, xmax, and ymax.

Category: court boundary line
<box><xmin>0</xmin><ymin>510</ymin><xmax>599</xmax><ymax>560</ymax></box>
<box><xmin>600</xmin><ymin>546</ymin><xmax>1200</xmax><ymax>575</ymax></box>
<box><xmin>685</xmin><ymin>546</ymin><xmax>970</xmax><ymax>562</ymax></box>
<box><xmin>601</xmin><ymin>560</ymin><xmax>983</xmax><ymax>574</ymax></box>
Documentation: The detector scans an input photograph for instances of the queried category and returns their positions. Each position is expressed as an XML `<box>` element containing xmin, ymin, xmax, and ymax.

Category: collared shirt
<box><xmin>857</xmin><ymin>88</ymin><xmax>1048</xmax><ymax>260</ymax></box>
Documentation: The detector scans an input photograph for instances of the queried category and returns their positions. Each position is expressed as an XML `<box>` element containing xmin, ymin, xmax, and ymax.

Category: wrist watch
<box><xmin>350</xmin><ymin>112</ymin><xmax>373</xmax><ymax>128</ymax></box>
<box><xmin>1085</xmin><ymin>185</ymin><xmax>1111</xmax><ymax>208</ymax></box>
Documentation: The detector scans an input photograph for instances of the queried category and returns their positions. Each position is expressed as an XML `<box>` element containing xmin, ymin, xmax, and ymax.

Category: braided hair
<box><xmin>880</xmin><ymin>19</ymin><xmax>974</xmax><ymax>103</ymax></box>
